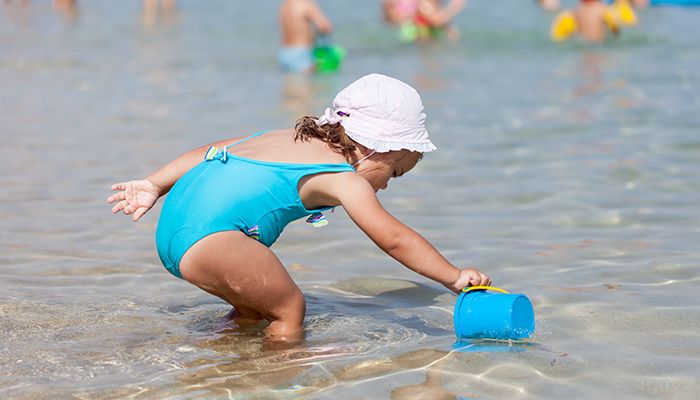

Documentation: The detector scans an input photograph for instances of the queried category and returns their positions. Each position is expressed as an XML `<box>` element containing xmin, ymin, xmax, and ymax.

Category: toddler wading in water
<box><xmin>108</xmin><ymin>74</ymin><xmax>491</xmax><ymax>340</ymax></box>
<box><xmin>278</xmin><ymin>0</ymin><xmax>332</xmax><ymax>72</ymax></box>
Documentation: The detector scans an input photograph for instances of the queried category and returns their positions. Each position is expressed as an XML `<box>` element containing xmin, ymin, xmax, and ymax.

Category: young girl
<box><xmin>108</xmin><ymin>74</ymin><xmax>491</xmax><ymax>340</ymax></box>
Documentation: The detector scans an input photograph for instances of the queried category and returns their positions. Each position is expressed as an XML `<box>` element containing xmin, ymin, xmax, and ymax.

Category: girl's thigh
<box><xmin>178</xmin><ymin>231</ymin><xmax>305</xmax><ymax>323</ymax></box>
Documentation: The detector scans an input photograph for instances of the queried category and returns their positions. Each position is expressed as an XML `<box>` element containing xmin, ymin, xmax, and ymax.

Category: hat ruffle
<box><xmin>345</xmin><ymin>131</ymin><xmax>437</xmax><ymax>153</ymax></box>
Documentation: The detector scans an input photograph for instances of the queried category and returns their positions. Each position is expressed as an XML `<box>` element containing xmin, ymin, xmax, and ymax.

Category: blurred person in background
<box><xmin>629</xmin><ymin>0</ymin><xmax>649</xmax><ymax>8</ymax></box>
<box><xmin>537</xmin><ymin>0</ymin><xmax>561</xmax><ymax>12</ymax></box>
<box><xmin>383</xmin><ymin>0</ymin><xmax>419</xmax><ymax>24</ymax></box>
<box><xmin>574</xmin><ymin>0</ymin><xmax>619</xmax><ymax>42</ymax></box>
<box><xmin>551</xmin><ymin>0</ymin><xmax>628</xmax><ymax>43</ymax></box>
<box><xmin>278</xmin><ymin>0</ymin><xmax>332</xmax><ymax>73</ymax></box>
<box><xmin>53</xmin><ymin>0</ymin><xmax>77</xmax><ymax>21</ymax></box>
<box><xmin>383</xmin><ymin>0</ymin><xmax>466</xmax><ymax>42</ymax></box>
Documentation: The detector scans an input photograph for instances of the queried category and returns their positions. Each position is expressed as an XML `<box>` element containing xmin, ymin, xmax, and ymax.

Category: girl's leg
<box><xmin>178</xmin><ymin>231</ymin><xmax>306</xmax><ymax>339</ymax></box>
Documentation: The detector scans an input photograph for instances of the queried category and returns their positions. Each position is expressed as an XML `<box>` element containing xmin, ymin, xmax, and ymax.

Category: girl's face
<box><xmin>357</xmin><ymin>150</ymin><xmax>422</xmax><ymax>192</ymax></box>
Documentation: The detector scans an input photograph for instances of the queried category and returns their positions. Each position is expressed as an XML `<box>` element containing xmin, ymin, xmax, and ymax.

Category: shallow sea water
<box><xmin>1</xmin><ymin>1</ymin><xmax>699</xmax><ymax>399</ymax></box>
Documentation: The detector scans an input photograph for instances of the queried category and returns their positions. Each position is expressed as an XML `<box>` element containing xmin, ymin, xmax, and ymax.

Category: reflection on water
<box><xmin>53</xmin><ymin>0</ymin><xmax>78</xmax><ymax>23</ymax></box>
<box><xmin>1</xmin><ymin>0</ymin><xmax>700</xmax><ymax>398</ymax></box>
<box><xmin>141</xmin><ymin>0</ymin><xmax>178</xmax><ymax>29</ymax></box>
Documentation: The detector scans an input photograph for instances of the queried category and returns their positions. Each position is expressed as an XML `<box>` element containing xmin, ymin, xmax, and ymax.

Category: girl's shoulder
<box><xmin>307</xmin><ymin>170</ymin><xmax>370</xmax><ymax>198</ymax></box>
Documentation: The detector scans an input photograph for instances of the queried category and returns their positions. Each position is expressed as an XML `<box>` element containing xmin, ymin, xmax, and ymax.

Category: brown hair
<box><xmin>294</xmin><ymin>116</ymin><xmax>357</xmax><ymax>160</ymax></box>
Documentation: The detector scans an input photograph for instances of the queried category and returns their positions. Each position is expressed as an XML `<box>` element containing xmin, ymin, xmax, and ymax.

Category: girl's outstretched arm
<box><xmin>108</xmin><ymin>137</ymin><xmax>242</xmax><ymax>221</ymax></box>
<box><xmin>328</xmin><ymin>174</ymin><xmax>490</xmax><ymax>293</ymax></box>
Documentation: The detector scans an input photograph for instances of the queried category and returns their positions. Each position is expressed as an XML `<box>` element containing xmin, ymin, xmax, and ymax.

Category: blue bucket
<box><xmin>453</xmin><ymin>286</ymin><xmax>535</xmax><ymax>340</ymax></box>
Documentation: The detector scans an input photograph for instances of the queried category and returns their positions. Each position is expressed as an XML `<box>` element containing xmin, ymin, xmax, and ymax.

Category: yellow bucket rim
<box><xmin>461</xmin><ymin>285</ymin><xmax>510</xmax><ymax>294</ymax></box>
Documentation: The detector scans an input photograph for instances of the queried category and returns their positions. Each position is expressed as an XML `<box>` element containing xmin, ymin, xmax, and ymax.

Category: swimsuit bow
<box><xmin>204</xmin><ymin>145</ymin><xmax>229</xmax><ymax>163</ymax></box>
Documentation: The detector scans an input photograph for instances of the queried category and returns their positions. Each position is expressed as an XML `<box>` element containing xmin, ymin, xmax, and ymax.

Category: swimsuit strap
<box><xmin>204</xmin><ymin>131</ymin><xmax>268</xmax><ymax>162</ymax></box>
<box><xmin>226</xmin><ymin>131</ymin><xmax>267</xmax><ymax>148</ymax></box>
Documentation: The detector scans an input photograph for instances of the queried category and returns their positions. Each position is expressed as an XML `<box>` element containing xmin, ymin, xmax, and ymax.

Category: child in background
<box><xmin>415</xmin><ymin>0</ymin><xmax>466</xmax><ymax>41</ymax></box>
<box><xmin>574</xmin><ymin>0</ymin><xmax>618</xmax><ymax>43</ymax></box>
<box><xmin>53</xmin><ymin>0</ymin><xmax>78</xmax><ymax>21</ymax></box>
<box><xmin>629</xmin><ymin>0</ymin><xmax>649</xmax><ymax>8</ymax></box>
<box><xmin>383</xmin><ymin>0</ymin><xmax>465</xmax><ymax>42</ymax></box>
<box><xmin>551</xmin><ymin>0</ymin><xmax>621</xmax><ymax>43</ymax></box>
<box><xmin>108</xmin><ymin>74</ymin><xmax>491</xmax><ymax>340</ymax></box>
<box><xmin>537</xmin><ymin>0</ymin><xmax>561</xmax><ymax>12</ymax></box>
<box><xmin>383</xmin><ymin>0</ymin><xmax>419</xmax><ymax>25</ymax></box>
<box><xmin>278</xmin><ymin>0</ymin><xmax>332</xmax><ymax>73</ymax></box>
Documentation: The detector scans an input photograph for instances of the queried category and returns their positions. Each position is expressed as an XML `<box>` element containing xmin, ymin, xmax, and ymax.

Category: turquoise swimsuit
<box><xmin>155</xmin><ymin>131</ymin><xmax>355</xmax><ymax>278</ymax></box>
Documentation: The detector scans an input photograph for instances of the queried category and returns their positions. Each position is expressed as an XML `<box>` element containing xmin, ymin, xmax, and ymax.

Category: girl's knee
<box><xmin>265</xmin><ymin>319</ymin><xmax>304</xmax><ymax>340</ymax></box>
<box><xmin>263</xmin><ymin>291</ymin><xmax>306</xmax><ymax>339</ymax></box>
<box><xmin>274</xmin><ymin>289</ymin><xmax>306</xmax><ymax>322</ymax></box>
<box><xmin>257</xmin><ymin>289</ymin><xmax>302</xmax><ymax>326</ymax></box>
<box><xmin>268</xmin><ymin>295</ymin><xmax>304</xmax><ymax>325</ymax></box>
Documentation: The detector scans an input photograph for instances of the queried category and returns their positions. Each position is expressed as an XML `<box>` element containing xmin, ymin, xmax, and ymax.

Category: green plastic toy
<box><xmin>313</xmin><ymin>35</ymin><xmax>346</xmax><ymax>73</ymax></box>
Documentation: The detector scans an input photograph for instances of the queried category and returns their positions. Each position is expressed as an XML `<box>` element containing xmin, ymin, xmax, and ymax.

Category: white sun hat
<box><xmin>315</xmin><ymin>73</ymin><xmax>436</xmax><ymax>153</ymax></box>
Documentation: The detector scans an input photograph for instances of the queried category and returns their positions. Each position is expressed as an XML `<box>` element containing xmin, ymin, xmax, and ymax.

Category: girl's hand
<box><xmin>448</xmin><ymin>268</ymin><xmax>491</xmax><ymax>294</ymax></box>
<box><xmin>107</xmin><ymin>179</ymin><xmax>160</xmax><ymax>221</ymax></box>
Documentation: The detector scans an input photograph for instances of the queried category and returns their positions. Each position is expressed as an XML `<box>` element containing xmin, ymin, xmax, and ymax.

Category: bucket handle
<box><xmin>461</xmin><ymin>285</ymin><xmax>510</xmax><ymax>294</ymax></box>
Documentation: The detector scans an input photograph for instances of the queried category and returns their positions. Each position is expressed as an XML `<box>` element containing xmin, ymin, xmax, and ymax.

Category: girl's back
<box><xmin>228</xmin><ymin>129</ymin><xmax>347</xmax><ymax>166</ymax></box>
<box><xmin>156</xmin><ymin>130</ymin><xmax>354</xmax><ymax>277</ymax></box>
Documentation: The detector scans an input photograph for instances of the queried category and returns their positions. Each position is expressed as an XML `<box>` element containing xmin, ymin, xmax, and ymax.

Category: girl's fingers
<box><xmin>112</xmin><ymin>200</ymin><xmax>128</xmax><ymax>214</ymax></box>
<box><xmin>106</xmin><ymin>191</ymin><xmax>126</xmax><ymax>204</ymax></box>
<box><xmin>467</xmin><ymin>272</ymin><xmax>489</xmax><ymax>287</ymax></box>
<box><xmin>479</xmin><ymin>272</ymin><xmax>489</xmax><ymax>286</ymax></box>
<box><xmin>111</xmin><ymin>182</ymin><xmax>126</xmax><ymax>191</ymax></box>
<box><xmin>132</xmin><ymin>207</ymin><xmax>148</xmax><ymax>222</ymax></box>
